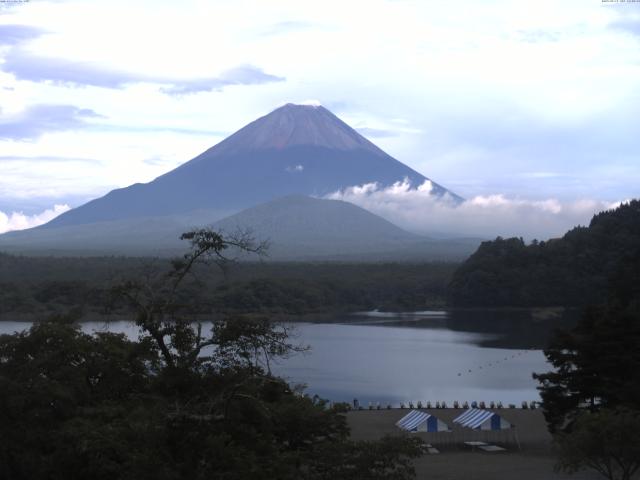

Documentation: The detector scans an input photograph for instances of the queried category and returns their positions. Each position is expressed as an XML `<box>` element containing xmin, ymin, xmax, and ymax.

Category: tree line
<box><xmin>449</xmin><ymin>200</ymin><xmax>640</xmax><ymax>307</ymax></box>
<box><xmin>0</xmin><ymin>254</ymin><xmax>455</xmax><ymax>318</ymax></box>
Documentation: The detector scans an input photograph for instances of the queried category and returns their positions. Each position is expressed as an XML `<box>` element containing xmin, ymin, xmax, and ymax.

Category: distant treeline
<box><xmin>448</xmin><ymin>200</ymin><xmax>640</xmax><ymax>307</ymax></box>
<box><xmin>0</xmin><ymin>255</ymin><xmax>456</xmax><ymax>318</ymax></box>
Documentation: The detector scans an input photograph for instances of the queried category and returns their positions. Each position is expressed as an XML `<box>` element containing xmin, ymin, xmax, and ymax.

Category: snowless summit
<box><xmin>200</xmin><ymin>103</ymin><xmax>387</xmax><ymax>157</ymax></box>
<box><xmin>42</xmin><ymin>103</ymin><xmax>462</xmax><ymax>228</ymax></box>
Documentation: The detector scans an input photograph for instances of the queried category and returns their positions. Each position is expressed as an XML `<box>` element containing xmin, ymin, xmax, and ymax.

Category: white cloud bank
<box><xmin>0</xmin><ymin>204</ymin><xmax>70</xmax><ymax>234</ymax></box>
<box><xmin>327</xmin><ymin>180</ymin><xmax>622</xmax><ymax>240</ymax></box>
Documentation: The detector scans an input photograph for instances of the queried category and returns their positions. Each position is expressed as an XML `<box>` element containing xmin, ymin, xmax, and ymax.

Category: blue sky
<box><xmin>0</xmin><ymin>0</ymin><xmax>638</xmax><ymax>236</ymax></box>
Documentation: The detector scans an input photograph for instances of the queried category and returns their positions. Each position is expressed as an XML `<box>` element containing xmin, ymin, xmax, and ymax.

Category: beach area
<box><xmin>347</xmin><ymin>409</ymin><xmax>602</xmax><ymax>480</ymax></box>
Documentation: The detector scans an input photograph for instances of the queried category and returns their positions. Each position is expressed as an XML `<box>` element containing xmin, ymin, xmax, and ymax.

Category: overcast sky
<box><xmin>0</xmin><ymin>0</ymin><xmax>638</xmax><ymax>236</ymax></box>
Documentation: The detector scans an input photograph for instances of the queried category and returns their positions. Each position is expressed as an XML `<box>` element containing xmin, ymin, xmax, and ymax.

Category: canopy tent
<box><xmin>453</xmin><ymin>409</ymin><xmax>512</xmax><ymax>431</ymax></box>
<box><xmin>396</xmin><ymin>410</ymin><xmax>450</xmax><ymax>433</ymax></box>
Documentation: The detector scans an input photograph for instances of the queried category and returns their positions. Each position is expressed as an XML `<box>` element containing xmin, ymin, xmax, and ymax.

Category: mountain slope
<box><xmin>0</xmin><ymin>196</ymin><xmax>480</xmax><ymax>260</ymax></box>
<box><xmin>212</xmin><ymin>195</ymin><xmax>421</xmax><ymax>259</ymax></box>
<box><xmin>42</xmin><ymin>104</ymin><xmax>461</xmax><ymax>229</ymax></box>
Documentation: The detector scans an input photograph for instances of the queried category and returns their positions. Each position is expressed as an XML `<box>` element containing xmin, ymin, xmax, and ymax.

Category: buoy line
<box><xmin>456</xmin><ymin>348</ymin><xmax>537</xmax><ymax>377</ymax></box>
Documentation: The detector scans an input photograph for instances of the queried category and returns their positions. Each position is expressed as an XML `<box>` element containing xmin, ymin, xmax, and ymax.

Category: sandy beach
<box><xmin>347</xmin><ymin>409</ymin><xmax>603</xmax><ymax>480</ymax></box>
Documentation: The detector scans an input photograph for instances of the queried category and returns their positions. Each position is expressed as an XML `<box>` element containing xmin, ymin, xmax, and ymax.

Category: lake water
<box><xmin>0</xmin><ymin>309</ymin><xmax>571</xmax><ymax>406</ymax></box>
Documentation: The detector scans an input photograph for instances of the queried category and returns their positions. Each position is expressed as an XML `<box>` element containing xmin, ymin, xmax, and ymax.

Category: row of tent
<box><xmin>396</xmin><ymin>408</ymin><xmax>513</xmax><ymax>433</ymax></box>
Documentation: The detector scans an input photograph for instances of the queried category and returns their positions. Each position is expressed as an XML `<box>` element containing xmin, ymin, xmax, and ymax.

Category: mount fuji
<box><xmin>43</xmin><ymin>103</ymin><xmax>461</xmax><ymax>228</ymax></box>
<box><xmin>0</xmin><ymin>104</ymin><xmax>473</xmax><ymax>258</ymax></box>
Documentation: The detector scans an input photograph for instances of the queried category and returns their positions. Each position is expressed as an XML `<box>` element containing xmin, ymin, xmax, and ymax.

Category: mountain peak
<box><xmin>36</xmin><ymin>104</ymin><xmax>462</xmax><ymax>229</ymax></box>
<box><xmin>281</xmin><ymin>101</ymin><xmax>322</xmax><ymax>108</ymax></box>
<box><xmin>210</xmin><ymin>103</ymin><xmax>385</xmax><ymax>156</ymax></box>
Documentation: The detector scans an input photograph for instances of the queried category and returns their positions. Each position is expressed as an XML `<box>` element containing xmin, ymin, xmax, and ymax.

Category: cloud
<box><xmin>0</xmin><ymin>104</ymin><xmax>103</xmax><ymax>140</ymax></box>
<box><xmin>298</xmin><ymin>99</ymin><xmax>322</xmax><ymax>106</ymax></box>
<box><xmin>0</xmin><ymin>204</ymin><xmax>70</xmax><ymax>234</ymax></box>
<box><xmin>159</xmin><ymin>65</ymin><xmax>285</xmax><ymax>95</ymax></box>
<box><xmin>326</xmin><ymin>179</ymin><xmax>622</xmax><ymax>240</ymax></box>
<box><xmin>0</xmin><ymin>25</ymin><xmax>46</xmax><ymax>45</ymax></box>
<box><xmin>142</xmin><ymin>156</ymin><xmax>171</xmax><ymax>167</ymax></box>
<box><xmin>260</xmin><ymin>20</ymin><xmax>318</xmax><ymax>36</ymax></box>
<box><xmin>285</xmin><ymin>164</ymin><xmax>304</xmax><ymax>172</ymax></box>
<box><xmin>1</xmin><ymin>50</ymin><xmax>284</xmax><ymax>93</ymax></box>
<box><xmin>400</xmin><ymin>92</ymin><xmax>640</xmax><ymax>200</ymax></box>
<box><xmin>356</xmin><ymin>127</ymin><xmax>398</xmax><ymax>138</ymax></box>
<box><xmin>90</xmin><ymin>124</ymin><xmax>225</xmax><ymax>136</ymax></box>
<box><xmin>0</xmin><ymin>155</ymin><xmax>101</xmax><ymax>164</ymax></box>
<box><xmin>518</xmin><ymin>171</ymin><xmax>564</xmax><ymax>179</ymax></box>
<box><xmin>609</xmin><ymin>15</ymin><xmax>640</xmax><ymax>36</ymax></box>
<box><xmin>1</xmin><ymin>49</ymin><xmax>140</xmax><ymax>88</ymax></box>
<box><xmin>516</xmin><ymin>29</ymin><xmax>561</xmax><ymax>43</ymax></box>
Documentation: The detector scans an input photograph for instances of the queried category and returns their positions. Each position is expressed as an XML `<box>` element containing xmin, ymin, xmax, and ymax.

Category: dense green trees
<box><xmin>533</xmin><ymin>235</ymin><xmax>640</xmax><ymax>430</ymax></box>
<box><xmin>554</xmin><ymin>408</ymin><xmax>640</xmax><ymax>480</ymax></box>
<box><xmin>533</xmin><ymin>303</ymin><xmax>640</xmax><ymax>432</ymax></box>
<box><xmin>0</xmin><ymin>320</ymin><xmax>159</xmax><ymax>479</ymax></box>
<box><xmin>449</xmin><ymin>200</ymin><xmax>640</xmax><ymax>307</ymax></box>
<box><xmin>0</xmin><ymin>253</ymin><xmax>456</xmax><ymax>317</ymax></box>
<box><xmin>533</xmin><ymin>234</ymin><xmax>640</xmax><ymax>480</ymax></box>
<box><xmin>0</xmin><ymin>229</ymin><xmax>423</xmax><ymax>479</ymax></box>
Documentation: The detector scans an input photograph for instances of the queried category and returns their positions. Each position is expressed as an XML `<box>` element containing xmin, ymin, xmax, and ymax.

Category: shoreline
<box><xmin>0</xmin><ymin>305</ymin><xmax>575</xmax><ymax>323</ymax></box>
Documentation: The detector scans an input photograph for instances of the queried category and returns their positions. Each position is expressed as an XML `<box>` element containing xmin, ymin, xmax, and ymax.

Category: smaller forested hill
<box><xmin>448</xmin><ymin>200</ymin><xmax>640</xmax><ymax>307</ymax></box>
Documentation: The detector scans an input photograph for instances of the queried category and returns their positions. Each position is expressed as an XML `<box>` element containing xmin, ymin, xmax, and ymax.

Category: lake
<box><xmin>0</xmin><ymin>309</ymin><xmax>572</xmax><ymax>406</ymax></box>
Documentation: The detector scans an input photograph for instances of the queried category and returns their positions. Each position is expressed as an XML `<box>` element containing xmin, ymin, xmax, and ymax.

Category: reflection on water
<box><xmin>0</xmin><ymin>309</ymin><xmax>578</xmax><ymax>406</ymax></box>
<box><xmin>445</xmin><ymin>309</ymin><xmax>579</xmax><ymax>349</ymax></box>
<box><xmin>273</xmin><ymin>309</ymin><xmax>579</xmax><ymax>404</ymax></box>
<box><xmin>343</xmin><ymin>308</ymin><xmax>579</xmax><ymax>349</ymax></box>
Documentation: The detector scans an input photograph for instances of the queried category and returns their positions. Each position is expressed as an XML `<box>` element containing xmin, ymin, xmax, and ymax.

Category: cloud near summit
<box><xmin>327</xmin><ymin>180</ymin><xmax>621</xmax><ymax>240</ymax></box>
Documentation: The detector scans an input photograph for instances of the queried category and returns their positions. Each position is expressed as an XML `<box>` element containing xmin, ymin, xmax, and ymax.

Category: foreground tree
<box><xmin>555</xmin><ymin>408</ymin><xmax>640</xmax><ymax>480</ymax></box>
<box><xmin>113</xmin><ymin>228</ymin><xmax>271</xmax><ymax>369</ymax></box>
<box><xmin>533</xmin><ymin>304</ymin><xmax>640</xmax><ymax>432</ymax></box>
<box><xmin>534</xmin><ymin>246</ymin><xmax>640</xmax><ymax>432</ymax></box>
<box><xmin>534</xmin><ymin>249</ymin><xmax>640</xmax><ymax>480</ymax></box>
<box><xmin>0</xmin><ymin>229</ymin><xmax>423</xmax><ymax>479</ymax></box>
<box><xmin>0</xmin><ymin>319</ymin><xmax>160</xmax><ymax>479</ymax></box>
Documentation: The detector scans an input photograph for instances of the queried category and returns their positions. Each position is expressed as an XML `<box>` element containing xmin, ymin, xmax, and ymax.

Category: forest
<box><xmin>532</xmin><ymin>229</ymin><xmax>640</xmax><ymax>480</ymax></box>
<box><xmin>448</xmin><ymin>200</ymin><xmax>640</xmax><ymax>308</ymax></box>
<box><xmin>0</xmin><ymin>255</ymin><xmax>455</xmax><ymax>319</ymax></box>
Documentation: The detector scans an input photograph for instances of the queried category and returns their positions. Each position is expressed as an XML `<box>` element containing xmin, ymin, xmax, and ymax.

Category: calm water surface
<box><xmin>0</xmin><ymin>310</ymin><xmax>570</xmax><ymax>405</ymax></box>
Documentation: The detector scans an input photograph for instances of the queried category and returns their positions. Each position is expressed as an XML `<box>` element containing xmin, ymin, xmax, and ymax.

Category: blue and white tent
<box><xmin>453</xmin><ymin>409</ymin><xmax>512</xmax><ymax>431</ymax></box>
<box><xmin>396</xmin><ymin>410</ymin><xmax>450</xmax><ymax>432</ymax></box>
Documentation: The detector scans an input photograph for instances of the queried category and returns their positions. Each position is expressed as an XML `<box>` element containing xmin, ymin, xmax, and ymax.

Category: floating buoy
<box><xmin>456</xmin><ymin>347</ymin><xmax>538</xmax><ymax>379</ymax></box>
